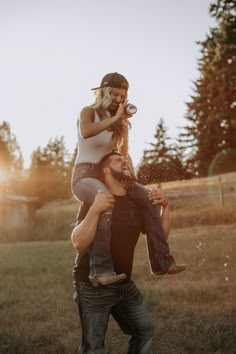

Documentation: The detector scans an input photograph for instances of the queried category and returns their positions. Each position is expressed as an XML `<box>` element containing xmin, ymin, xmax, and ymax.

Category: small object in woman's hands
<box><xmin>125</xmin><ymin>103</ymin><xmax>137</xmax><ymax>115</ymax></box>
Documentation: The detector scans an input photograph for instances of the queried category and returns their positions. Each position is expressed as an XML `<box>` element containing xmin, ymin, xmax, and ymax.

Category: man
<box><xmin>71</xmin><ymin>152</ymin><xmax>174</xmax><ymax>354</ymax></box>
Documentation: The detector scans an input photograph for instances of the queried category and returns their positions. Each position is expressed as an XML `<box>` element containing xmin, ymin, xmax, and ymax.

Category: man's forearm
<box><xmin>71</xmin><ymin>206</ymin><xmax>100</xmax><ymax>252</ymax></box>
<box><xmin>71</xmin><ymin>192</ymin><xmax>115</xmax><ymax>252</ymax></box>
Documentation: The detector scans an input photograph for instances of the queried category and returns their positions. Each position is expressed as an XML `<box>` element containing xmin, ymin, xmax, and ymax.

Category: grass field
<box><xmin>1</xmin><ymin>223</ymin><xmax>236</xmax><ymax>354</ymax></box>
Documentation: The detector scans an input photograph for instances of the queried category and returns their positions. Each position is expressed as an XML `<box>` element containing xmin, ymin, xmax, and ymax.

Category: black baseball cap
<box><xmin>91</xmin><ymin>72</ymin><xmax>129</xmax><ymax>90</ymax></box>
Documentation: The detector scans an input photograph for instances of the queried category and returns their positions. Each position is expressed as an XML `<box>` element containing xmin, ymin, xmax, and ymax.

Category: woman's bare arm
<box><xmin>79</xmin><ymin>107</ymin><xmax>120</xmax><ymax>139</ymax></box>
<box><xmin>79</xmin><ymin>104</ymin><xmax>132</xmax><ymax>139</ymax></box>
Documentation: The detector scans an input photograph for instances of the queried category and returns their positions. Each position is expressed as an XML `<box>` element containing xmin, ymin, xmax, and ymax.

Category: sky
<box><xmin>0</xmin><ymin>0</ymin><xmax>217</xmax><ymax>168</ymax></box>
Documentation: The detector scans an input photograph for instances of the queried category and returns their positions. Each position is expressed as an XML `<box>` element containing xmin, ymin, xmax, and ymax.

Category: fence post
<box><xmin>218</xmin><ymin>176</ymin><xmax>224</xmax><ymax>207</ymax></box>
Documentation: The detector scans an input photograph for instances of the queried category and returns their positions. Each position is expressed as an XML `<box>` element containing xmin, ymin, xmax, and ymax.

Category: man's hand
<box><xmin>90</xmin><ymin>191</ymin><xmax>116</xmax><ymax>214</ymax></box>
<box><xmin>148</xmin><ymin>189</ymin><xmax>169</xmax><ymax>207</ymax></box>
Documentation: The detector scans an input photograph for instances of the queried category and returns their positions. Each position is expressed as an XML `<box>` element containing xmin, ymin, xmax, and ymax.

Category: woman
<box><xmin>71</xmin><ymin>72</ymin><xmax>185</xmax><ymax>285</ymax></box>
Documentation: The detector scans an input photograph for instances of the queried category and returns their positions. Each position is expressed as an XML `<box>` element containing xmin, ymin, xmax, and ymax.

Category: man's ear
<box><xmin>103</xmin><ymin>166</ymin><xmax>111</xmax><ymax>175</ymax></box>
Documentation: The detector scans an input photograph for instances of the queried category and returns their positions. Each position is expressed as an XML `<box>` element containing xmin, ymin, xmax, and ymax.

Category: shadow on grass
<box><xmin>0</xmin><ymin>332</ymin><xmax>77</xmax><ymax>354</ymax></box>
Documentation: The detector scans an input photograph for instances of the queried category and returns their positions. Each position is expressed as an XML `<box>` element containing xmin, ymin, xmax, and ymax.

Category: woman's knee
<box><xmin>72</xmin><ymin>178</ymin><xmax>108</xmax><ymax>204</ymax></box>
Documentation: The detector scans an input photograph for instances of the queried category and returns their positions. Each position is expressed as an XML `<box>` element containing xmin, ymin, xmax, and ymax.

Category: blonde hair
<box><xmin>91</xmin><ymin>87</ymin><xmax>131</xmax><ymax>153</ymax></box>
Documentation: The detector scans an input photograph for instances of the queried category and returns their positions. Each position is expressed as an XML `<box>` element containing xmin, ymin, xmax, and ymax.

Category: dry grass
<box><xmin>136</xmin><ymin>224</ymin><xmax>235</xmax><ymax>314</ymax></box>
<box><xmin>171</xmin><ymin>203</ymin><xmax>236</xmax><ymax>228</ymax></box>
<box><xmin>0</xmin><ymin>198</ymin><xmax>79</xmax><ymax>243</ymax></box>
<box><xmin>0</xmin><ymin>224</ymin><xmax>235</xmax><ymax>353</ymax></box>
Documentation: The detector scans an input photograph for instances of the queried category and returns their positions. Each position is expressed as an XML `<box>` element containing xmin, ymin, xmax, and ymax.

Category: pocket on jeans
<box><xmin>125</xmin><ymin>281</ymin><xmax>144</xmax><ymax>305</ymax></box>
<box><xmin>79</xmin><ymin>283</ymin><xmax>116</xmax><ymax>311</ymax></box>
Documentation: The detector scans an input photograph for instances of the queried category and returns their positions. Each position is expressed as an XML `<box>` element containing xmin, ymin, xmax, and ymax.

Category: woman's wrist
<box><xmin>112</xmin><ymin>113</ymin><xmax>121</xmax><ymax>122</ymax></box>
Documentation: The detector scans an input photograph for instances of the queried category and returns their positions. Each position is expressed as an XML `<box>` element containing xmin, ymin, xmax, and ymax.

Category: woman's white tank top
<box><xmin>75</xmin><ymin>110</ymin><xmax>116</xmax><ymax>164</ymax></box>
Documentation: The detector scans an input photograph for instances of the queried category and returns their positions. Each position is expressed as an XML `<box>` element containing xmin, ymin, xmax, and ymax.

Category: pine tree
<box><xmin>27</xmin><ymin>137</ymin><xmax>71</xmax><ymax>200</ymax></box>
<box><xmin>180</xmin><ymin>0</ymin><xmax>236</xmax><ymax>176</ymax></box>
<box><xmin>0</xmin><ymin>121</ymin><xmax>23</xmax><ymax>193</ymax></box>
<box><xmin>137</xmin><ymin>119</ymin><xmax>187</xmax><ymax>184</ymax></box>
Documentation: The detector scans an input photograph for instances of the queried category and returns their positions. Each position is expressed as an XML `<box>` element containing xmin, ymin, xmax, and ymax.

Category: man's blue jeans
<box><xmin>74</xmin><ymin>280</ymin><xmax>153</xmax><ymax>354</ymax></box>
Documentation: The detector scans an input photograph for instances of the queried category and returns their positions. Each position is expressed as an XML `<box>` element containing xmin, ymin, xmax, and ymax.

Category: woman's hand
<box><xmin>114</xmin><ymin>102</ymin><xmax>133</xmax><ymax>121</ymax></box>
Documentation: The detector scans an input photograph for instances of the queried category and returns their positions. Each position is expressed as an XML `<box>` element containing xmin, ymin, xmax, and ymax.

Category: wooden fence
<box><xmin>155</xmin><ymin>174</ymin><xmax>236</xmax><ymax>209</ymax></box>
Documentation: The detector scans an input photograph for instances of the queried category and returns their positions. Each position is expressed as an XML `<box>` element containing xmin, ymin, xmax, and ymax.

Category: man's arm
<box><xmin>71</xmin><ymin>192</ymin><xmax>115</xmax><ymax>252</ymax></box>
<box><xmin>148</xmin><ymin>189</ymin><xmax>170</xmax><ymax>239</ymax></box>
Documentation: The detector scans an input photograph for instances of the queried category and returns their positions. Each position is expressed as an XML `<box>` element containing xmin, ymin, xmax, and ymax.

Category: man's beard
<box><xmin>110</xmin><ymin>167</ymin><xmax>137</xmax><ymax>184</ymax></box>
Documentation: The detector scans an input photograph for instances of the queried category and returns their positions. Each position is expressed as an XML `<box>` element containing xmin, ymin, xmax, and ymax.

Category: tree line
<box><xmin>138</xmin><ymin>0</ymin><xmax>236</xmax><ymax>184</ymax></box>
<box><xmin>0</xmin><ymin>124</ymin><xmax>78</xmax><ymax>200</ymax></box>
<box><xmin>0</xmin><ymin>0</ymin><xmax>235</xmax><ymax>201</ymax></box>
